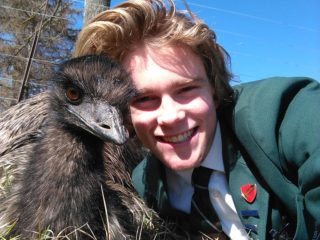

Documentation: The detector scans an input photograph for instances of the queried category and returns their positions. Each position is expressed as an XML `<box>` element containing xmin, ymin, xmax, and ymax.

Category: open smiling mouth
<box><xmin>158</xmin><ymin>127</ymin><xmax>198</xmax><ymax>144</ymax></box>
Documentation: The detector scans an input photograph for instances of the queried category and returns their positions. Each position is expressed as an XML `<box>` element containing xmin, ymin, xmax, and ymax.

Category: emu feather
<box><xmin>0</xmin><ymin>55</ymin><xmax>151</xmax><ymax>239</ymax></box>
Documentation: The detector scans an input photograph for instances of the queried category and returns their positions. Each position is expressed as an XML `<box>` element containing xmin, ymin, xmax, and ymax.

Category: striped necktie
<box><xmin>191</xmin><ymin>166</ymin><xmax>225</xmax><ymax>236</ymax></box>
<box><xmin>191</xmin><ymin>166</ymin><xmax>248</xmax><ymax>240</ymax></box>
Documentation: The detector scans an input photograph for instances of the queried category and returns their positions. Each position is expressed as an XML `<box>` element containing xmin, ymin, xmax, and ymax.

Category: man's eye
<box><xmin>179</xmin><ymin>86</ymin><xmax>197</xmax><ymax>93</ymax></box>
<box><xmin>134</xmin><ymin>96</ymin><xmax>154</xmax><ymax>103</ymax></box>
<box><xmin>135</xmin><ymin>96</ymin><xmax>148</xmax><ymax>103</ymax></box>
<box><xmin>130</xmin><ymin>95</ymin><xmax>159</xmax><ymax>110</ymax></box>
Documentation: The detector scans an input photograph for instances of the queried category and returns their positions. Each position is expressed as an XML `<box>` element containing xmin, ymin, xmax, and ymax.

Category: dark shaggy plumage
<box><xmin>0</xmin><ymin>55</ymin><xmax>167</xmax><ymax>239</ymax></box>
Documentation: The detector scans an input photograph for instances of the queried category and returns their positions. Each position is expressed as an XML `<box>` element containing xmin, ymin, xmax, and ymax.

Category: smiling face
<box><xmin>123</xmin><ymin>44</ymin><xmax>217</xmax><ymax>170</ymax></box>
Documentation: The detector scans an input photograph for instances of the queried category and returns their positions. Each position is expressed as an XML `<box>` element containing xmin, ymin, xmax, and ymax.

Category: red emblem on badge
<box><xmin>240</xmin><ymin>184</ymin><xmax>257</xmax><ymax>203</ymax></box>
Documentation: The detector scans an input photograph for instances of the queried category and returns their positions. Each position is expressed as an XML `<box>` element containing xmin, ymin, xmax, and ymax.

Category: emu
<box><xmin>0</xmin><ymin>55</ymin><xmax>152</xmax><ymax>239</ymax></box>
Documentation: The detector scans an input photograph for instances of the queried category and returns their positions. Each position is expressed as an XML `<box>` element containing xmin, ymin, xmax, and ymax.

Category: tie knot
<box><xmin>192</xmin><ymin>166</ymin><xmax>213</xmax><ymax>189</ymax></box>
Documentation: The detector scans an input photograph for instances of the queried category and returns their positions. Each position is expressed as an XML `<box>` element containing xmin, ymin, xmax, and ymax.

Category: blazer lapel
<box><xmin>220</xmin><ymin>116</ymin><xmax>270</xmax><ymax>240</ymax></box>
<box><xmin>141</xmin><ymin>153</ymin><xmax>174</xmax><ymax>215</ymax></box>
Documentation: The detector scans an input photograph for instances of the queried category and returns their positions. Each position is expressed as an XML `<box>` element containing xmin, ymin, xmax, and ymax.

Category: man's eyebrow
<box><xmin>131</xmin><ymin>88</ymin><xmax>154</xmax><ymax>99</ymax></box>
<box><xmin>133</xmin><ymin>88</ymin><xmax>150</xmax><ymax>95</ymax></box>
<box><xmin>175</xmin><ymin>77</ymin><xmax>205</xmax><ymax>85</ymax></box>
<box><xmin>133</xmin><ymin>77</ymin><xmax>205</xmax><ymax>95</ymax></box>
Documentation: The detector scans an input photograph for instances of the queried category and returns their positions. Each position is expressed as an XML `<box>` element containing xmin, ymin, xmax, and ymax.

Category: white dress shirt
<box><xmin>165</xmin><ymin>123</ymin><xmax>248</xmax><ymax>239</ymax></box>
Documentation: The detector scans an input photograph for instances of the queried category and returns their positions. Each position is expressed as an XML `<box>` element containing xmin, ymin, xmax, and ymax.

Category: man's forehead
<box><xmin>123</xmin><ymin>45</ymin><xmax>206</xmax><ymax>79</ymax></box>
<box><xmin>122</xmin><ymin>44</ymin><xmax>212</xmax><ymax>96</ymax></box>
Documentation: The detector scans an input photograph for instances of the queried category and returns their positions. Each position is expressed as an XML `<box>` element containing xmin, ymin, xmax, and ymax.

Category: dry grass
<box><xmin>0</xmin><ymin>212</ymin><xmax>186</xmax><ymax>240</ymax></box>
<box><xmin>0</xmin><ymin>164</ymin><xmax>187</xmax><ymax>240</ymax></box>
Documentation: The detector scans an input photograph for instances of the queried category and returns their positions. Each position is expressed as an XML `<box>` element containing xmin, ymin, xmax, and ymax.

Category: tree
<box><xmin>84</xmin><ymin>0</ymin><xmax>110</xmax><ymax>25</ymax></box>
<box><xmin>0</xmin><ymin>0</ymin><xmax>82</xmax><ymax>111</ymax></box>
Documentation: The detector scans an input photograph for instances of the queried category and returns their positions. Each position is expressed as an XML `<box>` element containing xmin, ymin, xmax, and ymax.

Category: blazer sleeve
<box><xmin>231</xmin><ymin>77</ymin><xmax>320</xmax><ymax>239</ymax></box>
<box><xmin>278</xmin><ymin>78</ymin><xmax>320</xmax><ymax>229</ymax></box>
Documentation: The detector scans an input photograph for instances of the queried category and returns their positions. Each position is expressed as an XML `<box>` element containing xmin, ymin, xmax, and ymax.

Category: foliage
<box><xmin>0</xmin><ymin>0</ymin><xmax>82</xmax><ymax>111</ymax></box>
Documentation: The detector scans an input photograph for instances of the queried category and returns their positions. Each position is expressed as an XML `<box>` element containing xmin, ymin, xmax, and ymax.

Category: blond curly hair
<box><xmin>74</xmin><ymin>0</ymin><xmax>233</xmax><ymax>104</ymax></box>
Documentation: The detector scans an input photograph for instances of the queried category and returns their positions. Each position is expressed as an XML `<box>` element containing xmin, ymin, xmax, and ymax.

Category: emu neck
<box><xmin>13</xmin><ymin>117</ymin><xmax>107</xmax><ymax>237</ymax></box>
<box><xmin>38</xmin><ymin>121</ymin><xmax>105</xmax><ymax>173</ymax></box>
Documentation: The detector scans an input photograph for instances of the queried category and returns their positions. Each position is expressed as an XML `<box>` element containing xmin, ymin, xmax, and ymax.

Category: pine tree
<box><xmin>84</xmin><ymin>0</ymin><xmax>110</xmax><ymax>25</ymax></box>
<box><xmin>0</xmin><ymin>0</ymin><xmax>82</xmax><ymax>111</ymax></box>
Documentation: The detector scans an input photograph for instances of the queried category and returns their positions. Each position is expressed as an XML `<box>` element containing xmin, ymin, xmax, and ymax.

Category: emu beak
<box><xmin>68</xmin><ymin>101</ymin><xmax>129</xmax><ymax>145</ymax></box>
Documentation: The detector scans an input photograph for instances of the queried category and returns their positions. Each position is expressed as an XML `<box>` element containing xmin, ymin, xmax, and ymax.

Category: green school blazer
<box><xmin>132</xmin><ymin>77</ymin><xmax>320</xmax><ymax>240</ymax></box>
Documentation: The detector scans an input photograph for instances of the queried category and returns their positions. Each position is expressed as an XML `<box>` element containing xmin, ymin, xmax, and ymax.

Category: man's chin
<box><xmin>163</xmin><ymin>159</ymin><xmax>200</xmax><ymax>171</ymax></box>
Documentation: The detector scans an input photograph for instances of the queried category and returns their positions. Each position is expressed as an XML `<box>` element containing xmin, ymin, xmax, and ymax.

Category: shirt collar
<box><xmin>200</xmin><ymin>122</ymin><xmax>225</xmax><ymax>172</ymax></box>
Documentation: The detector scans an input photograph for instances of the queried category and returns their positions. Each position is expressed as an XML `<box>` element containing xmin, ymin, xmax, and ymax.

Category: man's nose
<box><xmin>157</xmin><ymin>95</ymin><xmax>185</xmax><ymax>125</ymax></box>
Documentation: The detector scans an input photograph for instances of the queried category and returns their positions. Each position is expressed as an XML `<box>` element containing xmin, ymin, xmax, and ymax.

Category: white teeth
<box><xmin>162</xmin><ymin>129</ymin><xmax>194</xmax><ymax>143</ymax></box>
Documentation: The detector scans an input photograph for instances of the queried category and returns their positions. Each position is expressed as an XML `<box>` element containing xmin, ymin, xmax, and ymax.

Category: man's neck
<box><xmin>165</xmin><ymin>122</ymin><xmax>225</xmax><ymax>213</ymax></box>
<box><xmin>200</xmin><ymin>122</ymin><xmax>224</xmax><ymax>172</ymax></box>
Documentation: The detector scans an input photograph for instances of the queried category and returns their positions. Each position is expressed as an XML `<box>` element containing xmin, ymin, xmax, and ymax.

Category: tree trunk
<box><xmin>84</xmin><ymin>0</ymin><xmax>111</xmax><ymax>26</ymax></box>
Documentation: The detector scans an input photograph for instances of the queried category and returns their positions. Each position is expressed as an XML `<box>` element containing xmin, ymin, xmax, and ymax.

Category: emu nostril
<box><xmin>100</xmin><ymin>124</ymin><xmax>111</xmax><ymax>129</ymax></box>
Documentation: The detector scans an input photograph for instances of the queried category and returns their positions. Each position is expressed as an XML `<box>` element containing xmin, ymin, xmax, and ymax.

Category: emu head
<box><xmin>49</xmin><ymin>55</ymin><xmax>135</xmax><ymax>144</ymax></box>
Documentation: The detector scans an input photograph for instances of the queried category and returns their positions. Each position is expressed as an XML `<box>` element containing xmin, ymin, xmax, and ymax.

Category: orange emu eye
<box><xmin>66</xmin><ymin>87</ymin><xmax>81</xmax><ymax>102</ymax></box>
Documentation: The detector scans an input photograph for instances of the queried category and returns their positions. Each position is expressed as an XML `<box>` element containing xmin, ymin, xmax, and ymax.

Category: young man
<box><xmin>74</xmin><ymin>0</ymin><xmax>320</xmax><ymax>239</ymax></box>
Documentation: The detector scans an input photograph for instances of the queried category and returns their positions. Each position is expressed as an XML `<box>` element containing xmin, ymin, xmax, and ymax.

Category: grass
<box><xmin>0</xmin><ymin>214</ymin><xmax>186</xmax><ymax>240</ymax></box>
<box><xmin>0</xmin><ymin>159</ymin><xmax>216</xmax><ymax>240</ymax></box>
<box><xmin>0</xmin><ymin>165</ymin><xmax>185</xmax><ymax>240</ymax></box>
